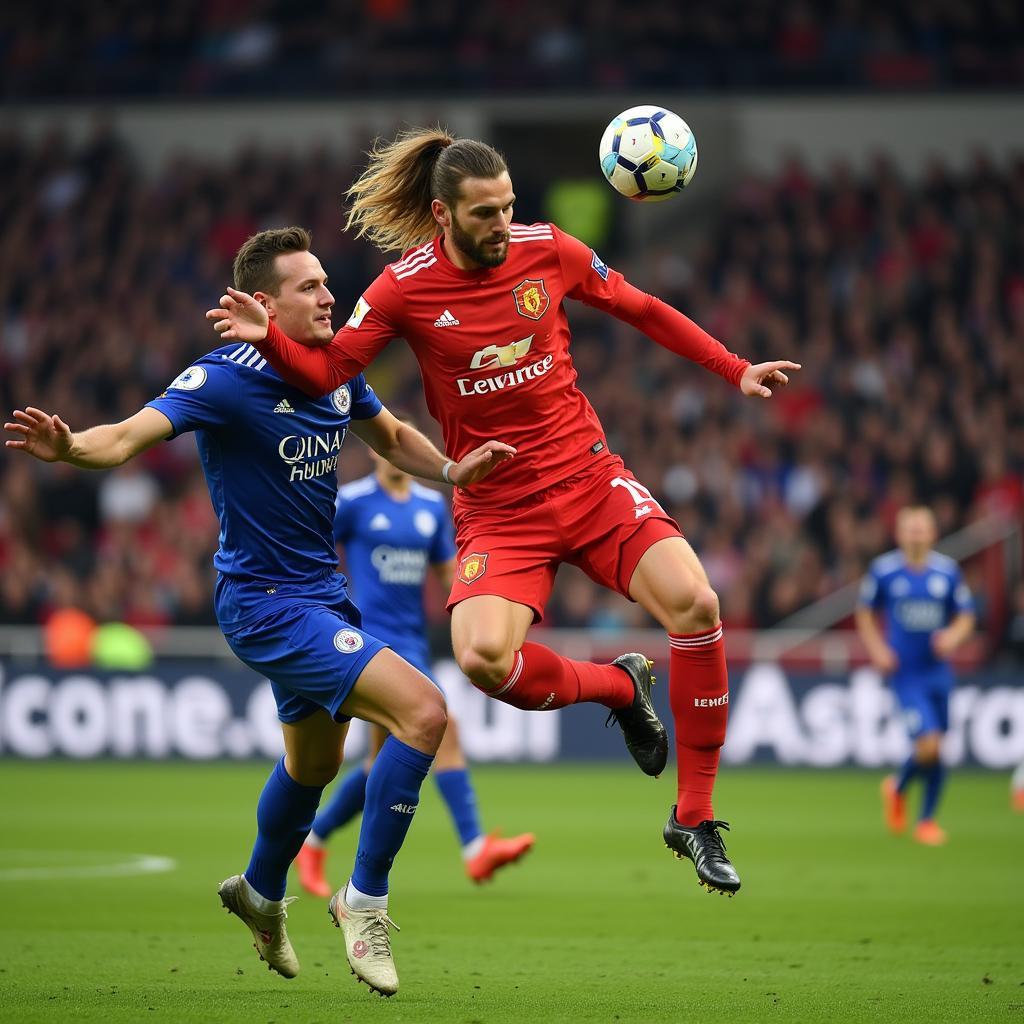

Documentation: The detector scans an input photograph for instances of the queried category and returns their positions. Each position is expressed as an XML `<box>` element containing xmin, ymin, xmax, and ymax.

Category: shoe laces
<box><xmin>358</xmin><ymin>910</ymin><xmax>401</xmax><ymax>957</ymax></box>
<box><xmin>695</xmin><ymin>820</ymin><xmax>731</xmax><ymax>862</ymax></box>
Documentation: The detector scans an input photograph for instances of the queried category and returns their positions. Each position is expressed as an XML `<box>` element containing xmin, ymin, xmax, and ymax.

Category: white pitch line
<box><xmin>0</xmin><ymin>852</ymin><xmax>177</xmax><ymax>881</ymax></box>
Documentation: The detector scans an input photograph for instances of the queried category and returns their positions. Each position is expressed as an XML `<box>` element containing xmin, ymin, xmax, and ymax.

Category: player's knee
<box><xmin>393</xmin><ymin>689</ymin><xmax>448</xmax><ymax>754</ymax></box>
<box><xmin>456</xmin><ymin>638</ymin><xmax>514</xmax><ymax>691</ymax></box>
<box><xmin>665</xmin><ymin>582</ymin><xmax>720</xmax><ymax>634</ymax></box>
<box><xmin>288</xmin><ymin>752</ymin><xmax>343</xmax><ymax>788</ymax></box>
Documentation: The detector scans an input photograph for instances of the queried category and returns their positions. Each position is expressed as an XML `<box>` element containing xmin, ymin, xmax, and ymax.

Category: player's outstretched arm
<box><xmin>206</xmin><ymin>287</ymin><xmax>378</xmax><ymax>397</ymax></box>
<box><xmin>352</xmin><ymin>409</ymin><xmax>516</xmax><ymax>490</ymax></box>
<box><xmin>4</xmin><ymin>407</ymin><xmax>172</xmax><ymax>469</ymax></box>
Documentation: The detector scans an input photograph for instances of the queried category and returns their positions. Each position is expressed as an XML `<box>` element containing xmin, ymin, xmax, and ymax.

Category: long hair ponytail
<box><xmin>345</xmin><ymin>127</ymin><xmax>508</xmax><ymax>254</ymax></box>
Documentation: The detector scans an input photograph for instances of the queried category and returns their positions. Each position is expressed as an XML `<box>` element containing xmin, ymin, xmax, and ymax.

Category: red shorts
<box><xmin>447</xmin><ymin>454</ymin><xmax>682</xmax><ymax>621</ymax></box>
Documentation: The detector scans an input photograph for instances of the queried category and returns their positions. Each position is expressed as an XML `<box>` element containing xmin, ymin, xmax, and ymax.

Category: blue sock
<box><xmin>921</xmin><ymin>762</ymin><xmax>947</xmax><ymax>821</ymax></box>
<box><xmin>245</xmin><ymin>758</ymin><xmax>324</xmax><ymax>901</ymax></box>
<box><xmin>895</xmin><ymin>755</ymin><xmax>918</xmax><ymax>794</ymax></box>
<box><xmin>434</xmin><ymin>768</ymin><xmax>482</xmax><ymax>847</ymax></box>
<box><xmin>311</xmin><ymin>765</ymin><xmax>368</xmax><ymax>841</ymax></box>
<box><xmin>351</xmin><ymin>736</ymin><xmax>433</xmax><ymax>897</ymax></box>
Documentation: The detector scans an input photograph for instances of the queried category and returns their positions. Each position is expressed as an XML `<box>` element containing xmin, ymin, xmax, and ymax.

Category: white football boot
<box><xmin>328</xmin><ymin>883</ymin><xmax>400</xmax><ymax>997</ymax></box>
<box><xmin>217</xmin><ymin>874</ymin><xmax>299</xmax><ymax>978</ymax></box>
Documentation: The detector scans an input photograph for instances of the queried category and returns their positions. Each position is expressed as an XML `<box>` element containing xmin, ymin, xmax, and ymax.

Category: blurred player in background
<box><xmin>208</xmin><ymin>128</ymin><xmax>803</xmax><ymax>896</ymax></box>
<box><xmin>296</xmin><ymin>433</ymin><xmax>534</xmax><ymax>895</ymax></box>
<box><xmin>856</xmin><ymin>506</ymin><xmax>975</xmax><ymax>846</ymax></box>
<box><xmin>1011</xmin><ymin>761</ymin><xmax>1024</xmax><ymax>813</ymax></box>
<box><xmin>5</xmin><ymin>227</ymin><xmax>513</xmax><ymax>997</ymax></box>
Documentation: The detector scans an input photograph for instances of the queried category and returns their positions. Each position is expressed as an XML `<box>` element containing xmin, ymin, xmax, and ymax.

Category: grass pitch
<box><xmin>0</xmin><ymin>761</ymin><xmax>1020</xmax><ymax>1023</ymax></box>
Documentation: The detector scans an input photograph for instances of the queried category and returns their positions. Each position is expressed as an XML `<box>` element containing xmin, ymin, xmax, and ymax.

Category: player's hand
<box><xmin>448</xmin><ymin>441</ymin><xmax>517</xmax><ymax>488</ymax></box>
<box><xmin>931</xmin><ymin>628</ymin><xmax>957</xmax><ymax>660</ymax></box>
<box><xmin>4</xmin><ymin>407</ymin><xmax>73</xmax><ymax>462</ymax></box>
<box><xmin>740</xmin><ymin>360</ymin><xmax>801</xmax><ymax>398</ymax></box>
<box><xmin>870</xmin><ymin>646</ymin><xmax>898</xmax><ymax>673</ymax></box>
<box><xmin>205</xmin><ymin>287</ymin><xmax>269</xmax><ymax>342</ymax></box>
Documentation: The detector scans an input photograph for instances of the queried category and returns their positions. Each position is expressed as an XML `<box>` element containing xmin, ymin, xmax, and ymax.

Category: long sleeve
<box><xmin>252</xmin><ymin>273</ymin><xmax>401</xmax><ymax>396</ymax></box>
<box><xmin>554</xmin><ymin>225</ymin><xmax>750</xmax><ymax>388</ymax></box>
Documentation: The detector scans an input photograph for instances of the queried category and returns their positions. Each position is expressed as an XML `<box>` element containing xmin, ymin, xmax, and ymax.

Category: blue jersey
<box><xmin>334</xmin><ymin>474</ymin><xmax>456</xmax><ymax>668</ymax></box>
<box><xmin>147</xmin><ymin>342</ymin><xmax>382</xmax><ymax>588</ymax></box>
<box><xmin>858</xmin><ymin>550</ymin><xmax>974</xmax><ymax>676</ymax></box>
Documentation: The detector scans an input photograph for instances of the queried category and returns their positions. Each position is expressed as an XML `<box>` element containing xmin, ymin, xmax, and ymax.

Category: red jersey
<box><xmin>257</xmin><ymin>223</ymin><xmax>750</xmax><ymax>511</ymax></box>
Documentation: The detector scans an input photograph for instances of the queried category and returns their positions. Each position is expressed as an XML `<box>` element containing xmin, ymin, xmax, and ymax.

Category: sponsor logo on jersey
<box><xmin>333</xmin><ymin>628</ymin><xmax>364</xmax><ymax>654</ymax></box>
<box><xmin>273</xmin><ymin>398</ymin><xmax>295</xmax><ymax>414</ymax></box>
<box><xmin>331</xmin><ymin>385</ymin><xmax>351</xmax><ymax>415</ymax></box>
<box><xmin>458</xmin><ymin>334</ymin><xmax>552</xmax><ymax>397</ymax></box>
<box><xmin>168</xmin><ymin>366</ymin><xmax>207</xmax><ymax>391</ymax></box>
<box><xmin>346</xmin><ymin>296</ymin><xmax>371</xmax><ymax>329</ymax></box>
<box><xmin>371</xmin><ymin>545</ymin><xmax>428</xmax><ymax>584</ymax></box>
<box><xmin>458</xmin><ymin>552</ymin><xmax>489</xmax><ymax>585</ymax></box>
<box><xmin>433</xmin><ymin>309</ymin><xmax>460</xmax><ymax>327</ymax></box>
<box><xmin>469</xmin><ymin>335</ymin><xmax>534</xmax><ymax>370</ymax></box>
<box><xmin>591</xmin><ymin>250</ymin><xmax>610</xmax><ymax>280</ymax></box>
<box><xmin>278</xmin><ymin>428</ymin><xmax>347</xmax><ymax>482</ymax></box>
<box><xmin>511</xmin><ymin>279</ymin><xmax>550</xmax><ymax>320</ymax></box>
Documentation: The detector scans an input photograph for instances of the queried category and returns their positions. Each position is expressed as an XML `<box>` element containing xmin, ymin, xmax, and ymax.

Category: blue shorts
<box><xmin>216</xmin><ymin>573</ymin><xmax>389</xmax><ymax>724</ymax></box>
<box><xmin>892</xmin><ymin>669</ymin><xmax>953</xmax><ymax>738</ymax></box>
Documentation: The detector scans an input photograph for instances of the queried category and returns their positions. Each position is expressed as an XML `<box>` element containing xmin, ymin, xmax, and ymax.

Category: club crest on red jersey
<box><xmin>457</xmin><ymin>552</ymin><xmax>489</xmax><ymax>585</ymax></box>
<box><xmin>512</xmin><ymin>279</ymin><xmax>550</xmax><ymax>321</ymax></box>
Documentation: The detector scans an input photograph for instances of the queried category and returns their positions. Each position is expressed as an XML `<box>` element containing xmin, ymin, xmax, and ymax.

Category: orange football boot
<box><xmin>880</xmin><ymin>775</ymin><xmax>907</xmax><ymax>834</ymax></box>
<box><xmin>465</xmin><ymin>831</ymin><xmax>535</xmax><ymax>883</ymax></box>
<box><xmin>913</xmin><ymin>819</ymin><xmax>947</xmax><ymax>846</ymax></box>
<box><xmin>294</xmin><ymin>843</ymin><xmax>332</xmax><ymax>898</ymax></box>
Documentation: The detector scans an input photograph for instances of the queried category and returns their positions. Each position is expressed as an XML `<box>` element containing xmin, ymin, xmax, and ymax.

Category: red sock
<box><xmin>486</xmin><ymin>641</ymin><xmax>633</xmax><ymax>711</ymax></box>
<box><xmin>669</xmin><ymin>625</ymin><xmax>729</xmax><ymax>826</ymax></box>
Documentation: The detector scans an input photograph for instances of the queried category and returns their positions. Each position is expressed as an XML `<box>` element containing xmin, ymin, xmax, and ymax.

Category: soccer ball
<box><xmin>599</xmin><ymin>105</ymin><xmax>698</xmax><ymax>202</ymax></box>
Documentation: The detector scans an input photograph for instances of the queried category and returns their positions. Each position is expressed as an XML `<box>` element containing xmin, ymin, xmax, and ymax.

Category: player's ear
<box><xmin>252</xmin><ymin>291</ymin><xmax>275</xmax><ymax>319</ymax></box>
<box><xmin>431</xmin><ymin>198</ymin><xmax>450</xmax><ymax>230</ymax></box>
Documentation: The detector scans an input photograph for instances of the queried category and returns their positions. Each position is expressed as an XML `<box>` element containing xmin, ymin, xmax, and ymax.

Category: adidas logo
<box><xmin>433</xmin><ymin>309</ymin><xmax>460</xmax><ymax>328</ymax></box>
<box><xmin>369</xmin><ymin>513</ymin><xmax>391</xmax><ymax>531</ymax></box>
<box><xmin>273</xmin><ymin>398</ymin><xmax>295</xmax><ymax>414</ymax></box>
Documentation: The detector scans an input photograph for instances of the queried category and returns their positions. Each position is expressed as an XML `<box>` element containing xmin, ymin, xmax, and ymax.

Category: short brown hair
<box><xmin>232</xmin><ymin>226</ymin><xmax>312</xmax><ymax>296</ymax></box>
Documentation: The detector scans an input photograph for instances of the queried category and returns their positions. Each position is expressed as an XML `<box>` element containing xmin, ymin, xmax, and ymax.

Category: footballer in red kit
<box><xmin>209</xmin><ymin>128</ymin><xmax>801</xmax><ymax>896</ymax></box>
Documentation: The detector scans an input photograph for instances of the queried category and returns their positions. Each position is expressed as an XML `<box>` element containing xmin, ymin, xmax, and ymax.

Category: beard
<box><xmin>450</xmin><ymin>216</ymin><xmax>509</xmax><ymax>268</ymax></box>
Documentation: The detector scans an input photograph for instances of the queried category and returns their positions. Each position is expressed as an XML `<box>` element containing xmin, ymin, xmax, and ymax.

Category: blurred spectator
<box><xmin>0</xmin><ymin>1</ymin><xmax>1022</xmax><ymax>99</ymax></box>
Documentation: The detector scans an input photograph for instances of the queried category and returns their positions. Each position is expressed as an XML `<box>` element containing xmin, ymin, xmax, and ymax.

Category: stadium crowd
<box><xmin>0</xmin><ymin>125</ymin><xmax>1021</xmax><ymax>652</ymax></box>
<box><xmin>2</xmin><ymin>0</ymin><xmax>1023</xmax><ymax>99</ymax></box>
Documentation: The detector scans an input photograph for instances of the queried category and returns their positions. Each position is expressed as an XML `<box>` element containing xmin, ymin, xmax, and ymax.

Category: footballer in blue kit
<box><xmin>856</xmin><ymin>506</ymin><xmax>975</xmax><ymax>845</ymax></box>
<box><xmin>3</xmin><ymin>227</ymin><xmax>515</xmax><ymax>997</ymax></box>
<box><xmin>295</xmin><ymin>450</ymin><xmax>535</xmax><ymax>895</ymax></box>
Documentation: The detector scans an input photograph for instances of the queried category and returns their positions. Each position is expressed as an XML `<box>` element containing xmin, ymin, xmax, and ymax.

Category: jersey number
<box><xmin>611</xmin><ymin>476</ymin><xmax>655</xmax><ymax>507</ymax></box>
